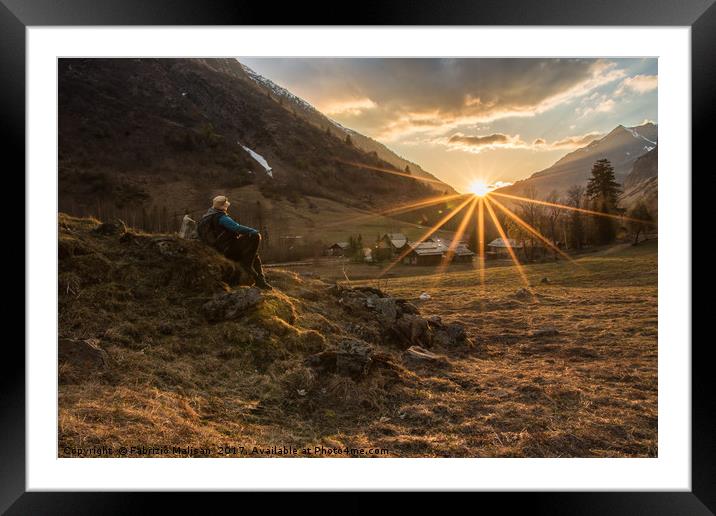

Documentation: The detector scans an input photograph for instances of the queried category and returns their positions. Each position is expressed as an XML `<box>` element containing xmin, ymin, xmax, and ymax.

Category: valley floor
<box><xmin>349</xmin><ymin>241</ymin><xmax>658</xmax><ymax>457</ymax></box>
<box><xmin>58</xmin><ymin>218</ymin><xmax>657</xmax><ymax>458</ymax></box>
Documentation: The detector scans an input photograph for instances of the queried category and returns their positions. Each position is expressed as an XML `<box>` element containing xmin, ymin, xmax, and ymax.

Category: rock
<box><xmin>428</xmin><ymin>319</ymin><xmax>473</xmax><ymax>348</ymax></box>
<box><xmin>419</xmin><ymin>292</ymin><xmax>431</xmax><ymax>301</ymax></box>
<box><xmin>404</xmin><ymin>346</ymin><xmax>449</xmax><ymax>366</ymax></box>
<box><xmin>58</xmin><ymin>236</ymin><xmax>92</xmax><ymax>258</ymax></box>
<box><xmin>335</xmin><ymin>338</ymin><xmax>373</xmax><ymax>378</ymax></box>
<box><xmin>354</xmin><ymin>286</ymin><xmax>387</xmax><ymax>298</ymax></box>
<box><xmin>93</xmin><ymin>219</ymin><xmax>127</xmax><ymax>236</ymax></box>
<box><xmin>202</xmin><ymin>287</ymin><xmax>264</xmax><ymax>321</ymax></box>
<box><xmin>345</xmin><ymin>322</ymin><xmax>380</xmax><ymax>344</ymax></box>
<box><xmin>338</xmin><ymin>290</ymin><xmax>369</xmax><ymax>312</ymax></box>
<box><xmin>540</xmin><ymin>277</ymin><xmax>550</xmax><ymax>284</ymax></box>
<box><xmin>513</xmin><ymin>287</ymin><xmax>534</xmax><ymax>300</ymax></box>
<box><xmin>152</xmin><ymin>237</ymin><xmax>187</xmax><ymax>258</ymax></box>
<box><xmin>530</xmin><ymin>326</ymin><xmax>559</xmax><ymax>337</ymax></box>
<box><xmin>372</xmin><ymin>297</ymin><xmax>398</xmax><ymax>323</ymax></box>
<box><xmin>396</xmin><ymin>299</ymin><xmax>420</xmax><ymax>316</ymax></box>
<box><xmin>58</xmin><ymin>338</ymin><xmax>110</xmax><ymax>381</ymax></box>
<box><xmin>393</xmin><ymin>314</ymin><xmax>432</xmax><ymax>347</ymax></box>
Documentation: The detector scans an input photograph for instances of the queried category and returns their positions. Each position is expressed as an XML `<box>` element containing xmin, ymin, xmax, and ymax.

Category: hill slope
<box><xmin>498</xmin><ymin>123</ymin><xmax>658</xmax><ymax>197</ymax></box>
<box><xmin>237</xmin><ymin>62</ymin><xmax>457</xmax><ymax>195</ymax></box>
<box><xmin>58</xmin><ymin>214</ymin><xmax>473</xmax><ymax>457</ymax></box>
<box><xmin>58</xmin><ymin>58</ymin><xmax>441</xmax><ymax>218</ymax></box>
<box><xmin>621</xmin><ymin>146</ymin><xmax>658</xmax><ymax>213</ymax></box>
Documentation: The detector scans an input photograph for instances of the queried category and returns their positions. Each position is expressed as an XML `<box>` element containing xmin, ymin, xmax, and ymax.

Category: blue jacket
<box><xmin>204</xmin><ymin>208</ymin><xmax>258</xmax><ymax>235</ymax></box>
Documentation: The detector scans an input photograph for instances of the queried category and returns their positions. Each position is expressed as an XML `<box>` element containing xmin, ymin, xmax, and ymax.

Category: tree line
<box><xmin>485</xmin><ymin>158</ymin><xmax>655</xmax><ymax>260</ymax></box>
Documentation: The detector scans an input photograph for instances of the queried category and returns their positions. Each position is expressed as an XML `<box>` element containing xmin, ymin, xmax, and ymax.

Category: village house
<box><xmin>325</xmin><ymin>242</ymin><xmax>350</xmax><ymax>257</ymax></box>
<box><xmin>374</xmin><ymin>233</ymin><xmax>408</xmax><ymax>261</ymax></box>
<box><xmin>402</xmin><ymin>237</ymin><xmax>475</xmax><ymax>266</ymax></box>
<box><xmin>486</xmin><ymin>237</ymin><xmax>523</xmax><ymax>258</ymax></box>
<box><xmin>402</xmin><ymin>241</ymin><xmax>443</xmax><ymax>266</ymax></box>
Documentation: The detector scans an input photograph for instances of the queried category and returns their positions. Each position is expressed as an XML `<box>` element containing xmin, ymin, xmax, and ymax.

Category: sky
<box><xmin>240</xmin><ymin>58</ymin><xmax>657</xmax><ymax>192</ymax></box>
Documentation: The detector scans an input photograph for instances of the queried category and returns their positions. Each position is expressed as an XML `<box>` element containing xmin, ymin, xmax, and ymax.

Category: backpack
<box><xmin>197</xmin><ymin>212</ymin><xmax>225</xmax><ymax>247</ymax></box>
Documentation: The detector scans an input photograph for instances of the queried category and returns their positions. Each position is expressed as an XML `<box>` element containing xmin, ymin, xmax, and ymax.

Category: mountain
<box><xmin>621</xmin><ymin>146</ymin><xmax>658</xmax><ymax>214</ymax></box>
<box><xmin>498</xmin><ymin>122</ymin><xmax>658</xmax><ymax>198</ymax></box>
<box><xmin>236</xmin><ymin>62</ymin><xmax>457</xmax><ymax>194</ymax></box>
<box><xmin>58</xmin><ymin>58</ymin><xmax>448</xmax><ymax>220</ymax></box>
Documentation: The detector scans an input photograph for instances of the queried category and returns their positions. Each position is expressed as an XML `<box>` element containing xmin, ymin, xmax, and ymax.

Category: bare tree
<box><xmin>516</xmin><ymin>185</ymin><xmax>544</xmax><ymax>260</ymax></box>
<box><xmin>545</xmin><ymin>190</ymin><xmax>563</xmax><ymax>257</ymax></box>
<box><xmin>566</xmin><ymin>185</ymin><xmax>585</xmax><ymax>249</ymax></box>
<box><xmin>627</xmin><ymin>201</ymin><xmax>654</xmax><ymax>245</ymax></box>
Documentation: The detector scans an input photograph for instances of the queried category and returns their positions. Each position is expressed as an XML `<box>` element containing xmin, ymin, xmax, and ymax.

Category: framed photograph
<box><xmin>7</xmin><ymin>0</ymin><xmax>708</xmax><ymax>511</ymax></box>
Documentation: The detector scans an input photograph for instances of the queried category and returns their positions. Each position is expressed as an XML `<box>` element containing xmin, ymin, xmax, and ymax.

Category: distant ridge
<box><xmin>497</xmin><ymin>122</ymin><xmax>658</xmax><ymax>198</ymax></box>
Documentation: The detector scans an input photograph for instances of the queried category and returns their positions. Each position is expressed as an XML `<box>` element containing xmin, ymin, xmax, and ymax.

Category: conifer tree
<box><xmin>586</xmin><ymin>159</ymin><xmax>622</xmax><ymax>244</ymax></box>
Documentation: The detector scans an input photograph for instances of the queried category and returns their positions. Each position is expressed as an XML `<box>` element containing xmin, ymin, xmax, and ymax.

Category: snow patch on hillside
<box><xmin>626</xmin><ymin>126</ymin><xmax>657</xmax><ymax>146</ymax></box>
<box><xmin>240</xmin><ymin>143</ymin><xmax>273</xmax><ymax>178</ymax></box>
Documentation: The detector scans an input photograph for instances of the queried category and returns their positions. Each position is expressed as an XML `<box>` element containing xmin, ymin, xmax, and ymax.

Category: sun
<box><xmin>469</xmin><ymin>180</ymin><xmax>491</xmax><ymax>197</ymax></box>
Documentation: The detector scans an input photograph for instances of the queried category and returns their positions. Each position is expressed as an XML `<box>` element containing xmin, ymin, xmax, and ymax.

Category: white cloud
<box><xmin>578</xmin><ymin>97</ymin><xmax>616</xmax><ymax>117</ymax></box>
<box><xmin>615</xmin><ymin>74</ymin><xmax>658</xmax><ymax>95</ymax></box>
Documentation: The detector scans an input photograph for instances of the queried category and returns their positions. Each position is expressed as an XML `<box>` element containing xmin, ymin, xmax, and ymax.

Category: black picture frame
<box><xmin>4</xmin><ymin>0</ymin><xmax>708</xmax><ymax>512</ymax></box>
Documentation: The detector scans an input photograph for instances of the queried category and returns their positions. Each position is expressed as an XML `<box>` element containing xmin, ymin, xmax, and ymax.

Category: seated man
<box><xmin>199</xmin><ymin>195</ymin><xmax>272</xmax><ymax>290</ymax></box>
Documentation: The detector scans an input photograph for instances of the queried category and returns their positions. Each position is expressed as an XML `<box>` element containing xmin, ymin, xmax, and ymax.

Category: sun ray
<box><xmin>337</xmin><ymin>159</ymin><xmax>451</xmax><ymax>186</ymax></box>
<box><xmin>477</xmin><ymin>197</ymin><xmax>486</xmax><ymax>289</ymax></box>
<box><xmin>483</xmin><ymin>196</ymin><xmax>532</xmax><ymax>290</ymax></box>
<box><xmin>491</xmin><ymin>191</ymin><xmax>655</xmax><ymax>225</ymax></box>
<box><xmin>430</xmin><ymin>197</ymin><xmax>478</xmax><ymax>284</ymax></box>
<box><xmin>379</xmin><ymin>195</ymin><xmax>475</xmax><ymax>277</ymax></box>
<box><xmin>322</xmin><ymin>192</ymin><xmax>466</xmax><ymax>229</ymax></box>
<box><xmin>488</xmin><ymin>195</ymin><xmax>582</xmax><ymax>267</ymax></box>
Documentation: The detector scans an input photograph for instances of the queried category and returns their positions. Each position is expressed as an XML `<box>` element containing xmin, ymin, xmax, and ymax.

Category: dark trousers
<box><xmin>221</xmin><ymin>233</ymin><xmax>265</xmax><ymax>279</ymax></box>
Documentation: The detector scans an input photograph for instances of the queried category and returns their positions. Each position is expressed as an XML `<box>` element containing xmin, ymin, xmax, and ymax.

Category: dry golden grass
<box><xmin>352</xmin><ymin>242</ymin><xmax>658</xmax><ymax>457</ymax></box>
<box><xmin>58</xmin><ymin>214</ymin><xmax>657</xmax><ymax>458</ymax></box>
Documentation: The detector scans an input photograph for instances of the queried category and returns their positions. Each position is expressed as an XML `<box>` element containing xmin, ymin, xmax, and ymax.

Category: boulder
<box><xmin>335</xmin><ymin>338</ymin><xmax>373</xmax><ymax>378</ymax></box>
<box><xmin>345</xmin><ymin>322</ymin><xmax>381</xmax><ymax>344</ymax></box>
<box><xmin>93</xmin><ymin>219</ymin><xmax>127</xmax><ymax>236</ymax></box>
<box><xmin>431</xmin><ymin>321</ymin><xmax>471</xmax><ymax>348</ymax></box>
<box><xmin>513</xmin><ymin>287</ymin><xmax>533</xmax><ymax>301</ymax></box>
<box><xmin>371</xmin><ymin>297</ymin><xmax>398</xmax><ymax>324</ymax></box>
<box><xmin>202</xmin><ymin>287</ymin><xmax>264</xmax><ymax>321</ymax></box>
<box><xmin>393</xmin><ymin>314</ymin><xmax>432</xmax><ymax>347</ymax></box>
<box><xmin>58</xmin><ymin>338</ymin><xmax>110</xmax><ymax>381</ymax></box>
<box><xmin>337</xmin><ymin>289</ymin><xmax>370</xmax><ymax>312</ymax></box>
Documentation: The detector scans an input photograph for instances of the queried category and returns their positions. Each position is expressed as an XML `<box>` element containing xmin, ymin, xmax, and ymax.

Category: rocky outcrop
<box><xmin>202</xmin><ymin>287</ymin><xmax>264</xmax><ymax>321</ymax></box>
<box><xmin>329</xmin><ymin>284</ymin><xmax>472</xmax><ymax>351</ymax></box>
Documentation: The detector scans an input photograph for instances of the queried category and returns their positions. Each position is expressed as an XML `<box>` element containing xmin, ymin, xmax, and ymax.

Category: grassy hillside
<box><xmin>58</xmin><ymin>214</ymin><xmax>656</xmax><ymax>457</ymax></box>
<box><xmin>58</xmin><ymin>58</ymin><xmax>437</xmax><ymax>219</ymax></box>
